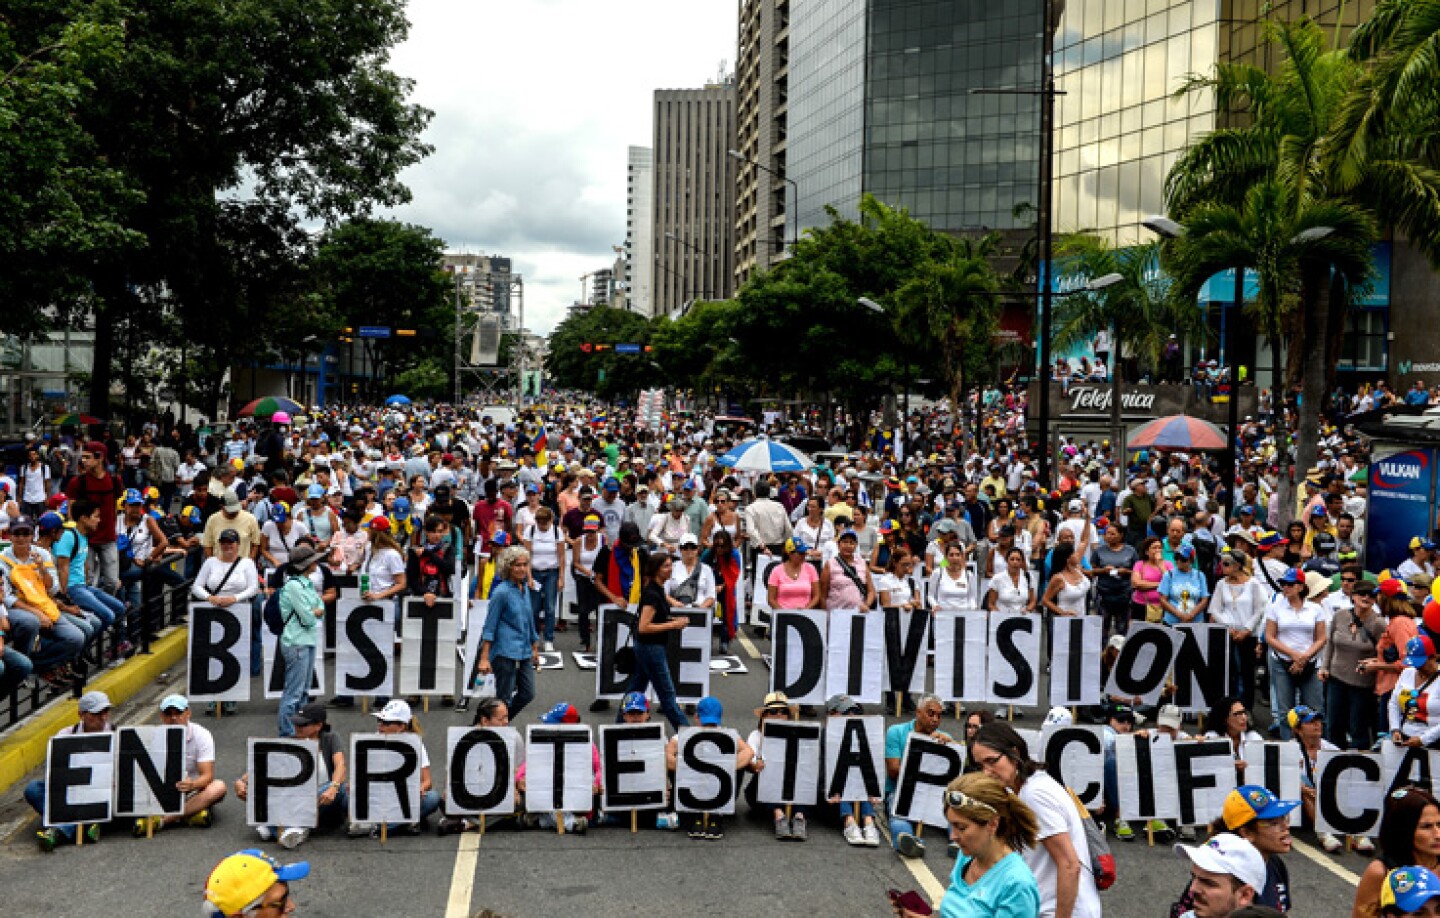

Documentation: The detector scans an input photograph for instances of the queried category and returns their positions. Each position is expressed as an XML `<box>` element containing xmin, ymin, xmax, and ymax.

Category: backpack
<box><xmin>1068</xmin><ymin>786</ymin><xmax>1116</xmax><ymax>891</ymax></box>
<box><xmin>263</xmin><ymin>579</ymin><xmax>298</xmax><ymax>636</ymax></box>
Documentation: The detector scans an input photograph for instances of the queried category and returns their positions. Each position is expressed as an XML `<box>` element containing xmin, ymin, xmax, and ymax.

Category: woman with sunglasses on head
<box><xmin>1265</xmin><ymin>567</ymin><xmax>1327</xmax><ymax>740</ymax></box>
<box><xmin>1323</xmin><ymin>579</ymin><xmax>1384</xmax><ymax>751</ymax></box>
<box><xmin>971</xmin><ymin>722</ymin><xmax>1101</xmax><ymax>918</ymax></box>
<box><xmin>1202</xmin><ymin>695</ymin><xmax>1264</xmax><ymax>780</ymax></box>
<box><xmin>1356</xmin><ymin>787</ymin><xmax>1440</xmax><ymax>918</ymax></box>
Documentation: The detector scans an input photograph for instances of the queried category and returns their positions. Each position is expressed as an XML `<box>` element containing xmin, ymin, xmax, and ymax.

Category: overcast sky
<box><xmin>384</xmin><ymin>0</ymin><xmax>738</xmax><ymax>335</ymax></box>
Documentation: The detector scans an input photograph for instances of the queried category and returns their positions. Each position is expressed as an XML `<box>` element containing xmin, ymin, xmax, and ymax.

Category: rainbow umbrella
<box><xmin>237</xmin><ymin>396</ymin><xmax>304</xmax><ymax>419</ymax></box>
<box><xmin>1126</xmin><ymin>415</ymin><xmax>1228</xmax><ymax>451</ymax></box>
<box><xmin>51</xmin><ymin>413</ymin><xmax>103</xmax><ymax>426</ymax></box>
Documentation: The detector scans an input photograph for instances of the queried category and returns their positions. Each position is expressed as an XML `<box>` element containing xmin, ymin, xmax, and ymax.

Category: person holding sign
<box><xmin>744</xmin><ymin>691</ymin><xmax>809</xmax><ymax>841</ymax></box>
<box><xmin>203</xmin><ymin>848</ymin><xmax>309</xmax><ymax>917</ymax></box>
<box><xmin>348</xmin><ymin>700</ymin><xmax>441</xmax><ymax>836</ymax></box>
<box><xmin>972</xmin><ymin>722</ymin><xmax>1101</xmax><ymax>918</ymax></box>
<box><xmin>890</xmin><ymin>773</ymin><xmax>1041</xmax><ymax>918</ymax></box>
<box><xmin>30</xmin><ymin>690</ymin><xmax>111</xmax><ymax>851</ymax></box>
<box><xmin>1389</xmin><ymin>636</ymin><xmax>1440</xmax><ymax>749</ymax></box>
<box><xmin>821</xmin><ymin>528</ymin><xmax>877</xmax><ymax>613</ymax></box>
<box><xmin>622</xmin><ymin>552</ymin><xmax>690</xmax><ymax>729</ymax></box>
<box><xmin>986</xmin><ymin>548</ymin><xmax>1036</xmax><ymax>614</ymax></box>
<box><xmin>517</xmin><ymin>702</ymin><xmax>601</xmax><ymax>833</ymax></box>
<box><xmin>665</xmin><ymin>696</ymin><xmax>754</xmax><ymax>840</ymax></box>
<box><xmin>1042</xmin><ymin>544</ymin><xmax>1089</xmax><ymax>620</ymax></box>
<box><xmin>1355</xmin><ymin>788</ymin><xmax>1440</xmax><ymax>918</ymax></box>
<box><xmin>132</xmin><ymin>694</ymin><xmax>227</xmax><ymax>836</ymax></box>
<box><xmin>193</xmin><ymin>529</ymin><xmax>262</xmax><ymax>716</ymax></box>
<box><xmin>887</xmin><ymin>694</ymin><xmax>954</xmax><ymax>859</ymax></box>
<box><xmin>276</xmin><ymin>546</ymin><xmax>325</xmax><ymax>738</ymax></box>
<box><xmin>825</xmin><ymin>694</ymin><xmax>882</xmax><ymax>847</ymax></box>
<box><xmin>235</xmin><ymin>704</ymin><xmax>346</xmax><ymax>849</ymax></box>
<box><xmin>477</xmin><ymin>545</ymin><xmax>540</xmax><ymax>719</ymax></box>
<box><xmin>768</xmin><ymin>537</ymin><xmax>820</xmax><ymax>610</ymax></box>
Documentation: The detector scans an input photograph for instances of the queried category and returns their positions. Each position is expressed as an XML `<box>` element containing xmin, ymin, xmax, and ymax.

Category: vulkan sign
<box><xmin>1066</xmin><ymin>387</ymin><xmax>1156</xmax><ymax>412</ymax></box>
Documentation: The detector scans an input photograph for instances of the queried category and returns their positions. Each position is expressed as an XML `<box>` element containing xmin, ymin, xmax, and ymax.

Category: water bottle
<box><xmin>656</xmin><ymin>812</ymin><xmax>679</xmax><ymax>830</ymax></box>
<box><xmin>360</xmin><ymin>573</ymin><xmax>370</xmax><ymax>597</ymax></box>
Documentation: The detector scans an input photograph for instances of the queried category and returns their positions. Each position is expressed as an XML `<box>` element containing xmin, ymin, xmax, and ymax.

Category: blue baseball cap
<box><xmin>307</xmin><ymin>484</ymin><xmax>326</xmax><ymax>499</ymax></box>
<box><xmin>696</xmin><ymin>696</ymin><xmax>723</xmax><ymax>726</ymax></box>
<box><xmin>123</xmin><ymin>488</ymin><xmax>145</xmax><ymax>505</ymax></box>
<box><xmin>603</xmin><ymin>477</ymin><xmax>621</xmax><ymax>492</ymax></box>
<box><xmin>1384</xmin><ymin>866</ymin><xmax>1440</xmax><ymax>913</ymax></box>
<box><xmin>270</xmin><ymin>502</ymin><xmax>289</xmax><ymax>523</ymax></box>
<box><xmin>783</xmin><ymin>537</ymin><xmax>810</xmax><ymax>556</ymax></box>
<box><xmin>1406</xmin><ymin>635</ymin><xmax>1438</xmax><ymax>667</ymax></box>
<box><xmin>1237</xmin><ymin>504</ymin><xmax>1255</xmax><ymax>515</ymax></box>
<box><xmin>1174</xmin><ymin>543</ymin><xmax>1195</xmax><ymax>561</ymax></box>
<box><xmin>540</xmin><ymin>702</ymin><xmax>580</xmax><ymax>724</ymax></box>
<box><xmin>393</xmin><ymin>496</ymin><xmax>411</xmax><ymax>515</ymax></box>
<box><xmin>621</xmin><ymin>691</ymin><xmax>650</xmax><ymax>714</ymax></box>
<box><xmin>38</xmin><ymin>511</ymin><xmax>64</xmax><ymax>532</ymax></box>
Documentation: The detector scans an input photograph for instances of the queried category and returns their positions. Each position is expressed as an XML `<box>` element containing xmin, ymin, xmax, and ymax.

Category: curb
<box><xmin>0</xmin><ymin>626</ymin><xmax>188</xmax><ymax>796</ymax></box>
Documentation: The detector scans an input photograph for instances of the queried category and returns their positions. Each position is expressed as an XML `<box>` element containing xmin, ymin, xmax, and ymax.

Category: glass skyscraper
<box><xmin>789</xmin><ymin>0</ymin><xmax>1045</xmax><ymax>236</ymax></box>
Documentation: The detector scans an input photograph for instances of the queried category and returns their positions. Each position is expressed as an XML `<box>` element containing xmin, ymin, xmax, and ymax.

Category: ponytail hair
<box><xmin>944</xmin><ymin>773</ymin><xmax>1039</xmax><ymax>852</ymax></box>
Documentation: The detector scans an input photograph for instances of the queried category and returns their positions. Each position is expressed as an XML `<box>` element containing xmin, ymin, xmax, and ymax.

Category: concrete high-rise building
<box><xmin>591</xmin><ymin>268</ymin><xmax>615</xmax><ymax>306</ymax></box>
<box><xmin>441</xmin><ymin>253</ymin><xmax>514</xmax><ymax>328</ymax></box>
<box><xmin>624</xmin><ymin>146</ymin><xmax>654</xmax><ymax>316</ymax></box>
<box><xmin>651</xmin><ymin>83</ymin><xmax>737</xmax><ymax>318</ymax></box>
<box><xmin>733</xmin><ymin>0</ymin><xmax>790</xmax><ymax>287</ymax></box>
<box><xmin>787</xmin><ymin>0</ymin><xmax>1045</xmax><ymax>238</ymax></box>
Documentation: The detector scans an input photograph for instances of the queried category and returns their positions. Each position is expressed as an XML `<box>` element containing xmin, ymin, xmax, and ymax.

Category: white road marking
<box><xmin>443</xmin><ymin>830</ymin><xmax>482</xmax><ymax>918</ymax></box>
<box><xmin>902</xmin><ymin>851</ymin><xmax>947</xmax><ymax>903</ymax></box>
<box><xmin>1291</xmin><ymin>837</ymin><xmax>1363</xmax><ymax>886</ymax></box>
<box><xmin>737</xmin><ymin>629</ymin><xmax>762</xmax><ymax>660</ymax></box>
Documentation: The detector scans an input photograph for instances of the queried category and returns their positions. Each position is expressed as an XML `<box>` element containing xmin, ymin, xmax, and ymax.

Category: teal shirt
<box><xmin>278</xmin><ymin>575</ymin><xmax>322</xmax><ymax>647</ymax></box>
<box><xmin>940</xmin><ymin>852</ymin><xmax>1041</xmax><ymax>918</ymax></box>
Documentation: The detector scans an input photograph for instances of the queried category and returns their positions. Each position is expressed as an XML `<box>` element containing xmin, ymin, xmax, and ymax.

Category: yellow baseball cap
<box><xmin>204</xmin><ymin>849</ymin><xmax>308</xmax><ymax>915</ymax></box>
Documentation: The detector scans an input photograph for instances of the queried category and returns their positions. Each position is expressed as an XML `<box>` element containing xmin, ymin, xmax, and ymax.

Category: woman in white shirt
<box><xmin>521</xmin><ymin>506</ymin><xmax>565</xmax><ymax>651</ymax></box>
<box><xmin>794</xmin><ymin>497</ymin><xmax>835</xmax><ymax>565</ymax></box>
<box><xmin>361</xmin><ymin>518</ymin><xmax>408</xmax><ymax>621</ymax></box>
<box><xmin>877</xmin><ymin>551</ymin><xmax>922</xmax><ymax>611</ymax></box>
<box><xmin>1265</xmin><ymin>568</ymin><xmax>1327</xmax><ymax>740</ymax></box>
<box><xmin>986</xmin><ymin>547</ymin><xmax>1036</xmax><ymax>614</ymax></box>
<box><xmin>665</xmin><ymin>535</ymin><xmax>717</xmax><ymax>609</ymax></box>
<box><xmin>1210</xmin><ymin>550</ymin><xmax>1268</xmax><ymax>709</ymax></box>
<box><xmin>191</xmin><ymin>533</ymin><xmax>261</xmax><ymax>605</ymax></box>
<box><xmin>928</xmin><ymin>541</ymin><xmax>973</xmax><ymax>611</ymax></box>
<box><xmin>260</xmin><ymin>504</ymin><xmax>310</xmax><ymax>572</ymax></box>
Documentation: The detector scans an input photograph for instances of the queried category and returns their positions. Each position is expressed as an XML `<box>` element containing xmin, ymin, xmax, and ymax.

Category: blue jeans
<box><xmin>1268</xmin><ymin>653</ymin><xmax>1323</xmax><ymax>740</ymax></box>
<box><xmin>0</xmin><ymin>644</ymin><xmax>34</xmax><ymax>692</ymax></box>
<box><xmin>250</xmin><ymin>594</ymin><xmax>265</xmax><ymax>676</ymax></box>
<box><xmin>838</xmin><ymin>801</ymin><xmax>875</xmax><ymax>821</ymax></box>
<box><xmin>386</xmin><ymin>790</ymin><xmax>441</xmax><ymax>831</ymax></box>
<box><xmin>885</xmin><ymin>792</ymin><xmax>917</xmax><ymax>848</ymax></box>
<box><xmin>532</xmin><ymin>568</ymin><xmax>559</xmax><ymax>642</ymax></box>
<box><xmin>277</xmin><ymin>643</ymin><xmax>316</xmax><ymax>737</ymax></box>
<box><xmin>69</xmin><ymin>584</ymin><xmax>124</xmax><ymax>633</ymax></box>
<box><xmin>622</xmin><ymin>642</ymin><xmax>688</xmax><ymax>730</ymax></box>
<box><xmin>491</xmin><ymin>656</ymin><xmax>536</xmax><ymax>720</ymax></box>
<box><xmin>26</xmin><ymin>779</ymin><xmax>79</xmax><ymax>841</ymax></box>
<box><xmin>7</xmin><ymin>609</ymin><xmax>85</xmax><ymax>671</ymax></box>
<box><xmin>1325</xmin><ymin>678</ymin><xmax>1376</xmax><ymax>751</ymax></box>
<box><xmin>63</xmin><ymin>611</ymin><xmax>98</xmax><ymax>646</ymax></box>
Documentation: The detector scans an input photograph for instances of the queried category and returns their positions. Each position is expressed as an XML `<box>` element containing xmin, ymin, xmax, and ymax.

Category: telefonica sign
<box><xmin>1066</xmin><ymin>386</ymin><xmax>1156</xmax><ymax>412</ymax></box>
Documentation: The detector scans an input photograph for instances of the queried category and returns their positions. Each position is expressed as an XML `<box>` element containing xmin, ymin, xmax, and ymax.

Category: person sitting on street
<box><xmin>665</xmin><ymin>695</ymin><xmax>755</xmax><ymax>840</ymax></box>
<box><xmin>30</xmin><ymin>690</ymin><xmax>113</xmax><ymax>851</ymax></box>
<box><xmin>824</xmin><ymin>694</ymin><xmax>881</xmax><ymax>848</ymax></box>
<box><xmin>133</xmin><ymin>694</ymin><xmax>228</xmax><ymax>836</ymax></box>
<box><xmin>887</xmin><ymin>694</ymin><xmax>955</xmax><ymax>858</ymax></box>
<box><xmin>347</xmin><ymin>700</ymin><xmax>441</xmax><ymax>837</ymax></box>
<box><xmin>235</xmin><ymin>702</ymin><xmax>346</xmax><ymax>849</ymax></box>
<box><xmin>516</xmin><ymin>702</ymin><xmax>601</xmax><ymax>834</ymax></box>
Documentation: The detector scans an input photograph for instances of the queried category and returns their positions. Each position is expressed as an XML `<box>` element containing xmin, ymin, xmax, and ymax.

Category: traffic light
<box><xmin>581</xmin><ymin>342</ymin><xmax>593</xmax><ymax>353</ymax></box>
<box><xmin>396</xmin><ymin>329</ymin><xmax>417</xmax><ymax>337</ymax></box>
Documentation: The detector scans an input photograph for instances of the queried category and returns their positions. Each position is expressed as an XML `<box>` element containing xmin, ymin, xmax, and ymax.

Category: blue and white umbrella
<box><xmin>385</xmin><ymin>394</ymin><xmax>412</xmax><ymax>406</ymax></box>
<box><xmin>716</xmin><ymin>437</ymin><xmax>813</xmax><ymax>473</ymax></box>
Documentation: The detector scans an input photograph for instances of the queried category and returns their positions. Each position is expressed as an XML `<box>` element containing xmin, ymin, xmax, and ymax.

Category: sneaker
<box><xmin>347</xmin><ymin>821</ymin><xmax>377</xmax><ymax>838</ymax></box>
<box><xmin>571</xmin><ymin>816</ymin><xmax>588</xmax><ymax>835</ymax></box>
<box><xmin>790</xmin><ymin>813</ymin><xmax>808</xmax><ymax>841</ymax></box>
<box><xmin>705</xmin><ymin>818</ymin><xmax>725</xmax><ymax>840</ymax></box>
<box><xmin>1320</xmin><ymin>832</ymin><xmax>1344</xmax><ymax>854</ymax></box>
<box><xmin>656</xmin><ymin>812</ymin><xmax>680</xmax><ymax>831</ymax></box>
<box><xmin>1147</xmin><ymin>819</ymin><xmax>1175</xmax><ymax>843</ymax></box>
<box><xmin>774</xmin><ymin>815</ymin><xmax>792</xmax><ymax>840</ymax></box>
<box><xmin>1177</xmin><ymin>826</ymin><xmax>1198</xmax><ymax>842</ymax></box>
<box><xmin>542</xmin><ymin>641</ymin><xmax>555</xmax><ymax>652</ymax></box>
<box><xmin>186</xmin><ymin>808</ymin><xmax>213</xmax><ymax>829</ymax></box>
<box><xmin>863</xmin><ymin>824</ymin><xmax>881</xmax><ymax>847</ymax></box>
<box><xmin>84</xmin><ymin>824</ymin><xmax>101</xmax><ymax>844</ymax></box>
<box><xmin>132</xmin><ymin>816</ymin><xmax>164</xmax><ymax>837</ymax></box>
<box><xmin>222</xmin><ymin>701</ymin><xmax>238</xmax><ymax>715</ymax></box>
<box><xmin>436</xmin><ymin>816</ymin><xmax>467</xmax><ymax>837</ymax></box>
<box><xmin>1114</xmin><ymin>820</ymin><xmax>1135</xmax><ymax>842</ymax></box>
<box><xmin>256</xmin><ymin>826</ymin><xmax>276</xmax><ymax>842</ymax></box>
<box><xmin>896</xmin><ymin>832</ymin><xmax>926</xmax><ymax>858</ymax></box>
<box><xmin>278</xmin><ymin>828</ymin><xmax>309</xmax><ymax>850</ymax></box>
<box><xmin>36</xmin><ymin>828</ymin><xmax>62</xmax><ymax>852</ymax></box>
<box><xmin>1354</xmin><ymin>835</ymin><xmax>1376</xmax><ymax>854</ymax></box>
<box><xmin>843</xmin><ymin>823</ymin><xmax>865</xmax><ymax>846</ymax></box>
<box><xmin>688</xmin><ymin>817</ymin><xmax>705</xmax><ymax>839</ymax></box>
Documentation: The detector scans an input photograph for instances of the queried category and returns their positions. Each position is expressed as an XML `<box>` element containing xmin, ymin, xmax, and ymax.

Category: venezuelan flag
<box><xmin>589</xmin><ymin>411</ymin><xmax>608</xmax><ymax>427</ymax></box>
<box><xmin>533</xmin><ymin>425</ymin><xmax>549</xmax><ymax>467</ymax></box>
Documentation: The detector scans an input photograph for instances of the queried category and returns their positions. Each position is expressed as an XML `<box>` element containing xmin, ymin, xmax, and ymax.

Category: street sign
<box><xmin>615</xmin><ymin>343</ymin><xmax>641</xmax><ymax>355</ymax></box>
<box><xmin>357</xmin><ymin>326</ymin><xmax>392</xmax><ymax>339</ymax></box>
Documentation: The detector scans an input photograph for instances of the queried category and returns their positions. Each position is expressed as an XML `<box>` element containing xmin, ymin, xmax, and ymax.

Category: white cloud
<box><xmin>383</xmin><ymin>0</ymin><xmax>739</xmax><ymax>335</ymax></box>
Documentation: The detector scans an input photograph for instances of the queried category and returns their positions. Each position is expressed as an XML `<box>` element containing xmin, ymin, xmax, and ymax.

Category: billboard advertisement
<box><xmin>1367</xmin><ymin>445</ymin><xmax>1437</xmax><ymax>573</ymax></box>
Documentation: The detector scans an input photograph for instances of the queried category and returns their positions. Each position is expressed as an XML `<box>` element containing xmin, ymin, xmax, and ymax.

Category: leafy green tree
<box><xmin>544</xmin><ymin>306</ymin><xmax>654</xmax><ymax>400</ymax></box>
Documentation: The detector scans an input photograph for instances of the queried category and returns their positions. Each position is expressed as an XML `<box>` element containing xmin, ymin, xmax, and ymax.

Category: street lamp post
<box><xmin>728</xmin><ymin>149</ymin><xmax>798</xmax><ymax>253</ymax></box>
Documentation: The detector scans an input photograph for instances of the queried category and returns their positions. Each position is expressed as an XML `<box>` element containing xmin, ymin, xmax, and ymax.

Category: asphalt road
<box><xmin>0</xmin><ymin>624</ymin><xmax>1364</xmax><ymax>918</ymax></box>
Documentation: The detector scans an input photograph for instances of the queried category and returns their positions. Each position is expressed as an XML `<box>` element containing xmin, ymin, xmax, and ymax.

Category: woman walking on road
<box><xmin>476</xmin><ymin>546</ymin><xmax>540</xmax><ymax>719</ymax></box>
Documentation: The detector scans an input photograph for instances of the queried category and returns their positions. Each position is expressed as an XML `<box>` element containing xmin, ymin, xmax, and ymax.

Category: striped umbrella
<box><xmin>51</xmin><ymin>413</ymin><xmax>103</xmax><ymax>426</ymax></box>
<box><xmin>1126</xmin><ymin>415</ymin><xmax>1228</xmax><ymax>450</ymax></box>
<box><xmin>237</xmin><ymin>396</ymin><xmax>304</xmax><ymax>419</ymax></box>
<box><xmin>717</xmin><ymin>437</ymin><xmax>814</xmax><ymax>473</ymax></box>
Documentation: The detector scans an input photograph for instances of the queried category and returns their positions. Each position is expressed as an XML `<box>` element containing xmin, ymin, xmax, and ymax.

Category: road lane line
<box><xmin>1291</xmin><ymin>838</ymin><xmax>1363</xmax><ymax>885</ymax></box>
<box><xmin>736</xmin><ymin>629</ymin><xmax>762</xmax><ymax>660</ymax></box>
<box><xmin>444</xmin><ymin>830</ymin><xmax>482</xmax><ymax>918</ymax></box>
<box><xmin>902</xmin><ymin>852</ymin><xmax>947</xmax><ymax>903</ymax></box>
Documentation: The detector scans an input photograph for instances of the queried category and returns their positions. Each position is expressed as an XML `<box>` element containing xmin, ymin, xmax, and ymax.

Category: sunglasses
<box><xmin>944</xmin><ymin>790</ymin><xmax>997</xmax><ymax>817</ymax></box>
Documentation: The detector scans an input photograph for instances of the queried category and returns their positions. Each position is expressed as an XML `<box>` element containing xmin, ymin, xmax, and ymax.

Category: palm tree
<box><xmin>1162</xmin><ymin>17</ymin><xmax>1440</xmax><ymax>523</ymax></box>
<box><xmin>893</xmin><ymin>233</ymin><xmax>1003</xmax><ymax>449</ymax></box>
<box><xmin>1053</xmin><ymin>238</ymin><xmax>1203</xmax><ymax>451</ymax></box>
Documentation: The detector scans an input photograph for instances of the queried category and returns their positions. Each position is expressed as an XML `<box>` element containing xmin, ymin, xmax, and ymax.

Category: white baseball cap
<box><xmin>1158</xmin><ymin>704</ymin><xmax>1184</xmax><ymax>731</ymax></box>
<box><xmin>375</xmin><ymin>699</ymin><xmax>413</xmax><ymax>724</ymax></box>
<box><xmin>1043</xmin><ymin>706</ymin><xmax>1074</xmax><ymax>727</ymax></box>
<box><xmin>1174</xmin><ymin>833</ymin><xmax>1267</xmax><ymax>893</ymax></box>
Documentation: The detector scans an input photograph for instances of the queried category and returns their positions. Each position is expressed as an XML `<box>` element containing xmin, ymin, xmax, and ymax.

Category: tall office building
<box><xmin>733</xmin><ymin>0</ymin><xmax>791</xmax><ymax>287</ymax></box>
<box><xmin>787</xmin><ymin>0</ymin><xmax>1045</xmax><ymax>238</ymax></box>
<box><xmin>651</xmin><ymin>83</ymin><xmax>738</xmax><ymax>318</ymax></box>
<box><xmin>441</xmin><ymin>253</ymin><xmax>514</xmax><ymax>328</ymax></box>
<box><xmin>624</xmin><ymin>146</ymin><xmax>654</xmax><ymax>317</ymax></box>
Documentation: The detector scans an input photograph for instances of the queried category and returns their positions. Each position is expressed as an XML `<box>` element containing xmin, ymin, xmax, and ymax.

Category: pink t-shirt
<box><xmin>769</xmin><ymin>562</ymin><xmax>819</xmax><ymax>609</ymax></box>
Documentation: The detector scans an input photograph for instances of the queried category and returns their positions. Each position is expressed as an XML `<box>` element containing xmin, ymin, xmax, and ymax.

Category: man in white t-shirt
<box><xmin>133</xmin><ymin>694</ymin><xmax>228</xmax><ymax>835</ymax></box>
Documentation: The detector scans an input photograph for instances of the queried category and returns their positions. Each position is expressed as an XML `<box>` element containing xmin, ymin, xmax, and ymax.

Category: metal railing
<box><xmin>2</xmin><ymin>572</ymin><xmax>194</xmax><ymax>730</ymax></box>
